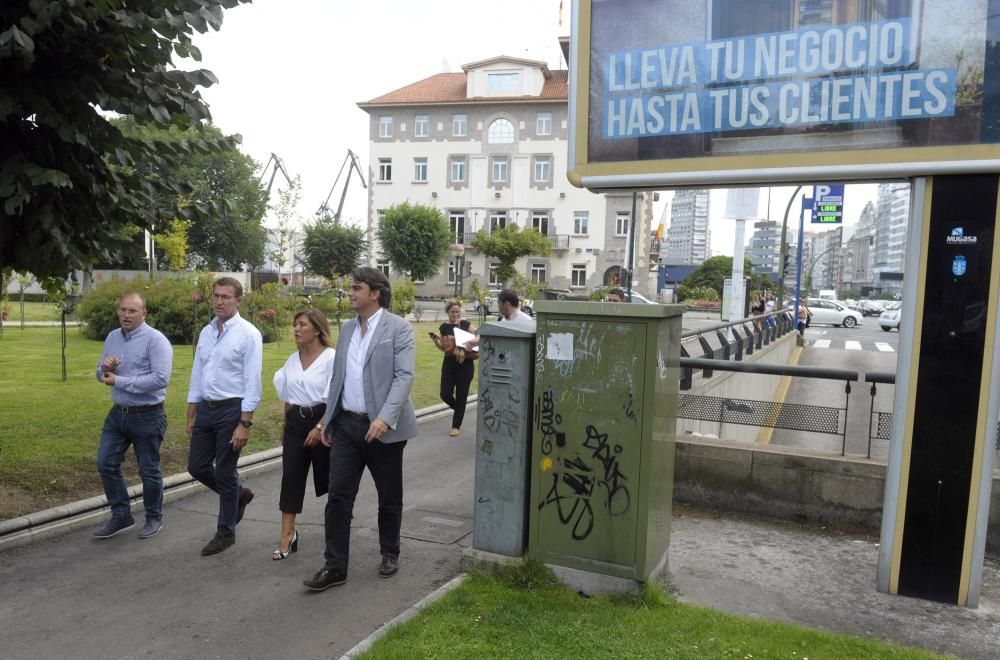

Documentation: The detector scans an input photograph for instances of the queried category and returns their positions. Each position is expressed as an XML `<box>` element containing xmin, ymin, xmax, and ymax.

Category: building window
<box><xmin>449</xmin><ymin>212</ymin><xmax>465</xmax><ymax>243</ymax></box>
<box><xmin>536</xmin><ymin>112</ymin><xmax>552</xmax><ymax>135</ymax></box>
<box><xmin>378</xmin><ymin>116</ymin><xmax>393</xmax><ymax>138</ymax></box>
<box><xmin>491</xmin><ymin>157</ymin><xmax>508</xmax><ymax>183</ymax></box>
<box><xmin>452</xmin><ymin>114</ymin><xmax>467</xmax><ymax>136</ymax></box>
<box><xmin>489</xmin><ymin>211</ymin><xmax>507</xmax><ymax>233</ymax></box>
<box><xmin>450</xmin><ymin>158</ymin><xmax>466</xmax><ymax>183</ymax></box>
<box><xmin>413</xmin><ymin>158</ymin><xmax>427</xmax><ymax>182</ymax></box>
<box><xmin>534</xmin><ymin>157</ymin><xmax>551</xmax><ymax>183</ymax></box>
<box><xmin>616</xmin><ymin>212</ymin><xmax>630</xmax><ymax>237</ymax></box>
<box><xmin>531</xmin><ymin>212</ymin><xmax>549</xmax><ymax>235</ymax></box>
<box><xmin>571</xmin><ymin>264</ymin><xmax>587</xmax><ymax>288</ymax></box>
<box><xmin>573</xmin><ymin>211</ymin><xmax>589</xmax><ymax>235</ymax></box>
<box><xmin>448</xmin><ymin>259</ymin><xmax>458</xmax><ymax>284</ymax></box>
<box><xmin>487</xmin><ymin>72</ymin><xmax>521</xmax><ymax>94</ymax></box>
<box><xmin>377</xmin><ymin>259</ymin><xmax>390</xmax><ymax>277</ymax></box>
<box><xmin>414</xmin><ymin>115</ymin><xmax>429</xmax><ymax>138</ymax></box>
<box><xmin>488</xmin><ymin>118</ymin><xmax>515</xmax><ymax>144</ymax></box>
<box><xmin>530</xmin><ymin>263</ymin><xmax>547</xmax><ymax>283</ymax></box>
<box><xmin>378</xmin><ymin>158</ymin><xmax>392</xmax><ymax>182</ymax></box>
<box><xmin>489</xmin><ymin>262</ymin><xmax>501</xmax><ymax>288</ymax></box>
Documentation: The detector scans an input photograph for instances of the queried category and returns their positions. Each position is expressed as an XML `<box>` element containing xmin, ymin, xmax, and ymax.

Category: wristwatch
<box><xmin>239</xmin><ymin>420</ymin><xmax>253</xmax><ymax>428</ymax></box>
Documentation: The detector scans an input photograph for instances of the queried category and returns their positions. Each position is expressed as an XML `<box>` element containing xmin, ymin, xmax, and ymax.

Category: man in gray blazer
<box><xmin>304</xmin><ymin>267</ymin><xmax>417</xmax><ymax>591</ymax></box>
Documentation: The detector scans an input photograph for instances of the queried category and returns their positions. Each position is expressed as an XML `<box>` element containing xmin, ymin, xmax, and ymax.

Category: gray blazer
<box><xmin>320</xmin><ymin>309</ymin><xmax>418</xmax><ymax>443</ymax></box>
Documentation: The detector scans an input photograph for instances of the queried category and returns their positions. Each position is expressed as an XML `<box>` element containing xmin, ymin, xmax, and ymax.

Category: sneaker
<box><xmin>379</xmin><ymin>554</ymin><xmax>399</xmax><ymax>578</ymax></box>
<box><xmin>449</xmin><ymin>428</ymin><xmax>460</xmax><ymax>437</ymax></box>
<box><xmin>138</xmin><ymin>519</ymin><xmax>163</xmax><ymax>539</ymax></box>
<box><xmin>92</xmin><ymin>517</ymin><xmax>135</xmax><ymax>539</ymax></box>
<box><xmin>303</xmin><ymin>567</ymin><xmax>347</xmax><ymax>591</ymax></box>
<box><xmin>200</xmin><ymin>532</ymin><xmax>235</xmax><ymax>556</ymax></box>
<box><xmin>236</xmin><ymin>487</ymin><xmax>254</xmax><ymax>524</ymax></box>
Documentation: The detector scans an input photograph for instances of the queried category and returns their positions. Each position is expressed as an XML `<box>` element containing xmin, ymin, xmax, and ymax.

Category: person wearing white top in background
<box><xmin>271</xmin><ymin>308</ymin><xmax>336</xmax><ymax>560</ymax></box>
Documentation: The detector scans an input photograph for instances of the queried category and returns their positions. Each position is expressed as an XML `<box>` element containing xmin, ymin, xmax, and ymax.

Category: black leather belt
<box><xmin>113</xmin><ymin>402</ymin><xmax>163</xmax><ymax>414</ymax></box>
<box><xmin>290</xmin><ymin>403</ymin><xmax>326</xmax><ymax>418</ymax></box>
<box><xmin>341</xmin><ymin>410</ymin><xmax>369</xmax><ymax>422</ymax></box>
<box><xmin>202</xmin><ymin>398</ymin><xmax>241</xmax><ymax>409</ymax></box>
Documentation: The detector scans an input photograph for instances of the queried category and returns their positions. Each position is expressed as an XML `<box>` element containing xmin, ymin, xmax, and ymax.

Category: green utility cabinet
<box><xmin>473</xmin><ymin>321</ymin><xmax>536</xmax><ymax>556</ymax></box>
<box><xmin>528</xmin><ymin>301</ymin><xmax>684</xmax><ymax>581</ymax></box>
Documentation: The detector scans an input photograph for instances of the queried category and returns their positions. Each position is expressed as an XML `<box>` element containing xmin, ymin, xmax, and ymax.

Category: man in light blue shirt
<box><xmin>186</xmin><ymin>276</ymin><xmax>263</xmax><ymax>556</ymax></box>
<box><xmin>93</xmin><ymin>292</ymin><xmax>173</xmax><ymax>540</ymax></box>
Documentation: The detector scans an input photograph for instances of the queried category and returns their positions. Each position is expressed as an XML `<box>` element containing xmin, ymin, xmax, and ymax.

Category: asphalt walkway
<box><xmin>3</xmin><ymin>409</ymin><xmax>1000</xmax><ymax>658</ymax></box>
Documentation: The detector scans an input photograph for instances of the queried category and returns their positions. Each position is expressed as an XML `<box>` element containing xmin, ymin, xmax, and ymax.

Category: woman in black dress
<box><xmin>435</xmin><ymin>301</ymin><xmax>476</xmax><ymax>437</ymax></box>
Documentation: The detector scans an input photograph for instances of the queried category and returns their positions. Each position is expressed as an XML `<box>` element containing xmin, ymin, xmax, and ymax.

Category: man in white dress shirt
<box><xmin>186</xmin><ymin>277</ymin><xmax>263</xmax><ymax>556</ymax></box>
<box><xmin>497</xmin><ymin>289</ymin><xmax>532</xmax><ymax>323</ymax></box>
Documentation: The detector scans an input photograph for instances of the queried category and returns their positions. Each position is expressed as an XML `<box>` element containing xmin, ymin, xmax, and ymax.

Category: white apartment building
<box><xmin>357</xmin><ymin>53</ymin><xmax>652</xmax><ymax>298</ymax></box>
<box><xmin>873</xmin><ymin>183</ymin><xmax>910</xmax><ymax>296</ymax></box>
<box><xmin>663</xmin><ymin>190</ymin><xmax>710</xmax><ymax>265</ymax></box>
<box><xmin>749</xmin><ymin>219</ymin><xmax>780</xmax><ymax>276</ymax></box>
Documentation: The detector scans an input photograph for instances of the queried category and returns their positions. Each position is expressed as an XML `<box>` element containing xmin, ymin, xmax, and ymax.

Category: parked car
<box><xmin>625</xmin><ymin>291</ymin><xmax>656</xmax><ymax>304</ymax></box>
<box><xmin>521</xmin><ymin>298</ymin><xmax>535</xmax><ymax>316</ymax></box>
<box><xmin>859</xmin><ymin>300</ymin><xmax>886</xmax><ymax>317</ymax></box>
<box><xmin>879</xmin><ymin>301</ymin><xmax>902</xmax><ymax>331</ymax></box>
<box><xmin>792</xmin><ymin>298</ymin><xmax>863</xmax><ymax>328</ymax></box>
<box><xmin>473</xmin><ymin>296</ymin><xmax>496</xmax><ymax>315</ymax></box>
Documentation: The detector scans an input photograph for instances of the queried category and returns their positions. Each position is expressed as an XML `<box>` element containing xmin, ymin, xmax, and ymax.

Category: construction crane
<box><xmin>258</xmin><ymin>152</ymin><xmax>292</xmax><ymax>199</ymax></box>
<box><xmin>316</xmin><ymin>148</ymin><xmax>366</xmax><ymax>221</ymax></box>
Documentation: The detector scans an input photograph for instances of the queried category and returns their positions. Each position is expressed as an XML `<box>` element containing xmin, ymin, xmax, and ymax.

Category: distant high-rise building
<box><xmin>663</xmin><ymin>189</ymin><xmax>710</xmax><ymax>265</ymax></box>
<box><xmin>874</xmin><ymin>183</ymin><xmax>910</xmax><ymax>295</ymax></box>
<box><xmin>749</xmin><ymin>219</ymin><xmax>780</xmax><ymax>277</ymax></box>
<box><xmin>805</xmin><ymin>226</ymin><xmax>843</xmax><ymax>292</ymax></box>
<box><xmin>840</xmin><ymin>200</ymin><xmax>876</xmax><ymax>294</ymax></box>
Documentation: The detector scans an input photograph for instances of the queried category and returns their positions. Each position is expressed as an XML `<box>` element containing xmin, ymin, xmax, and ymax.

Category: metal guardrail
<box><xmin>679</xmin><ymin>310</ymin><xmax>795</xmax><ymax>388</ymax></box>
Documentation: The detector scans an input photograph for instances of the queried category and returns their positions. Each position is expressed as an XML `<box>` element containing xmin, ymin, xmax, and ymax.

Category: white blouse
<box><xmin>272</xmin><ymin>347</ymin><xmax>336</xmax><ymax>406</ymax></box>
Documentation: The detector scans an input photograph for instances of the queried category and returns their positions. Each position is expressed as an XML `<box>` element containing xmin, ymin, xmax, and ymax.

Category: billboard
<box><xmin>569</xmin><ymin>0</ymin><xmax>1000</xmax><ymax>190</ymax></box>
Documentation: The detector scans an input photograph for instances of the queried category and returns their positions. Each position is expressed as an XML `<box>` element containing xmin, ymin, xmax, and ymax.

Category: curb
<box><xmin>0</xmin><ymin>399</ymin><xmax>474</xmax><ymax>552</ymax></box>
<box><xmin>338</xmin><ymin>574</ymin><xmax>467</xmax><ymax>659</ymax></box>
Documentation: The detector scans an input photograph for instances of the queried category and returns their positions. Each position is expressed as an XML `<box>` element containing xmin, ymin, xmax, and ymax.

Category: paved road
<box><xmin>768</xmin><ymin>324</ymin><xmax>897</xmax><ymax>457</ymax></box>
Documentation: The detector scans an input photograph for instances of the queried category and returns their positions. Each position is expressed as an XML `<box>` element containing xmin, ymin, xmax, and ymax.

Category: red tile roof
<box><xmin>358</xmin><ymin>70</ymin><xmax>569</xmax><ymax>108</ymax></box>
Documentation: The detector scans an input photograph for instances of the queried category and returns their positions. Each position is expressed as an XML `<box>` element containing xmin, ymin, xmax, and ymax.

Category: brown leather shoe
<box><xmin>379</xmin><ymin>554</ymin><xmax>399</xmax><ymax>577</ymax></box>
<box><xmin>237</xmin><ymin>487</ymin><xmax>254</xmax><ymax>524</ymax></box>
<box><xmin>201</xmin><ymin>533</ymin><xmax>235</xmax><ymax>556</ymax></box>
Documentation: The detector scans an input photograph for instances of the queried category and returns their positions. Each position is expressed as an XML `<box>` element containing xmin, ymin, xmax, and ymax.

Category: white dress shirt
<box><xmin>187</xmin><ymin>312</ymin><xmax>263</xmax><ymax>413</ymax></box>
<box><xmin>501</xmin><ymin>308</ymin><xmax>533</xmax><ymax>323</ymax></box>
<box><xmin>273</xmin><ymin>347</ymin><xmax>335</xmax><ymax>406</ymax></box>
<box><xmin>341</xmin><ymin>307</ymin><xmax>384</xmax><ymax>414</ymax></box>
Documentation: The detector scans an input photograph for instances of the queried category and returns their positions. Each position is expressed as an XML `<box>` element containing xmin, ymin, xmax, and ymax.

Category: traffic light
<box><xmin>782</xmin><ymin>254</ymin><xmax>791</xmax><ymax>278</ymax></box>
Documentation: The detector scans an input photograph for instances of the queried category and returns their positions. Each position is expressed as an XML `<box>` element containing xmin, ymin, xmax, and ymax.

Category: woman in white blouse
<box><xmin>271</xmin><ymin>308</ymin><xmax>336</xmax><ymax>560</ymax></box>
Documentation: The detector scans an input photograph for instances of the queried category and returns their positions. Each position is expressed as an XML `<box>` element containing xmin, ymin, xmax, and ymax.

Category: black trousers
<box><xmin>187</xmin><ymin>399</ymin><xmax>244</xmax><ymax>536</ymax></box>
<box><xmin>440</xmin><ymin>357</ymin><xmax>474</xmax><ymax>429</ymax></box>
<box><xmin>323</xmin><ymin>413</ymin><xmax>406</xmax><ymax>573</ymax></box>
<box><xmin>279</xmin><ymin>404</ymin><xmax>329</xmax><ymax>513</ymax></box>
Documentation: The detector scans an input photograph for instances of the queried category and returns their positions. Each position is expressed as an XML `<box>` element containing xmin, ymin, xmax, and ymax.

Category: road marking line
<box><xmin>757</xmin><ymin>345</ymin><xmax>802</xmax><ymax>445</ymax></box>
<box><xmin>875</xmin><ymin>342</ymin><xmax>895</xmax><ymax>353</ymax></box>
<box><xmin>845</xmin><ymin>341</ymin><xmax>863</xmax><ymax>351</ymax></box>
<box><xmin>813</xmin><ymin>339</ymin><xmax>831</xmax><ymax>349</ymax></box>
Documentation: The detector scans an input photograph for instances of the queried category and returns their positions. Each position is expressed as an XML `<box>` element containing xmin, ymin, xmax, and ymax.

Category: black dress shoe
<box><xmin>379</xmin><ymin>554</ymin><xmax>399</xmax><ymax>578</ymax></box>
<box><xmin>237</xmin><ymin>487</ymin><xmax>254</xmax><ymax>524</ymax></box>
<box><xmin>303</xmin><ymin>567</ymin><xmax>347</xmax><ymax>591</ymax></box>
<box><xmin>201</xmin><ymin>533</ymin><xmax>235</xmax><ymax>556</ymax></box>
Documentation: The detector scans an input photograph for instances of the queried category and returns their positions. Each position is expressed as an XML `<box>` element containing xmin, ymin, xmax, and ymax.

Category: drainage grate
<box><xmin>397</xmin><ymin>508</ymin><xmax>472</xmax><ymax>544</ymax></box>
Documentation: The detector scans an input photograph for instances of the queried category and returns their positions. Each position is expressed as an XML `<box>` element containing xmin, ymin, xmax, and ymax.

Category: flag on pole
<box><xmin>558</xmin><ymin>0</ymin><xmax>564</xmax><ymax>26</ymax></box>
<box><xmin>655</xmin><ymin>221</ymin><xmax>664</xmax><ymax>241</ymax></box>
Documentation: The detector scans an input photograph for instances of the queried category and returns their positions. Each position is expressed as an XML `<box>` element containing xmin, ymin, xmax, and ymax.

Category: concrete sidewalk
<box><xmin>3</xmin><ymin>409</ymin><xmax>1000</xmax><ymax>658</ymax></box>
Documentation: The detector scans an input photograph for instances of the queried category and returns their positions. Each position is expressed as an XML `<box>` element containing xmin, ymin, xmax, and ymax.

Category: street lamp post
<box><xmin>452</xmin><ymin>243</ymin><xmax>466</xmax><ymax>299</ymax></box>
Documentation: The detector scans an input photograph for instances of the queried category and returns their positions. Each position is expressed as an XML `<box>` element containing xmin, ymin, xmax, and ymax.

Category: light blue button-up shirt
<box><xmin>96</xmin><ymin>322</ymin><xmax>173</xmax><ymax>407</ymax></box>
<box><xmin>187</xmin><ymin>312</ymin><xmax>263</xmax><ymax>413</ymax></box>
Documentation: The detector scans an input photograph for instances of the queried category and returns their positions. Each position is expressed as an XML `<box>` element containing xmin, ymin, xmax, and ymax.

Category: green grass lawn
<box><xmin>0</xmin><ymin>321</ymin><xmax>474</xmax><ymax>518</ymax></box>
<box><xmin>361</xmin><ymin>562</ymin><xmax>942</xmax><ymax>659</ymax></box>
<box><xmin>1</xmin><ymin>300</ymin><xmax>63</xmax><ymax>323</ymax></box>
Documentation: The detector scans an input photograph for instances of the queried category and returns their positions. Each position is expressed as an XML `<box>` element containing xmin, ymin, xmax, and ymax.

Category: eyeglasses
<box><xmin>212</xmin><ymin>293</ymin><xmax>236</xmax><ymax>301</ymax></box>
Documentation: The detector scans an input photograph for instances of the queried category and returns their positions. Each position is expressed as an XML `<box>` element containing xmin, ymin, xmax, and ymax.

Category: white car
<box><xmin>795</xmin><ymin>298</ymin><xmax>864</xmax><ymax>328</ymax></box>
<box><xmin>625</xmin><ymin>291</ymin><xmax>656</xmax><ymax>304</ymax></box>
<box><xmin>879</xmin><ymin>301</ymin><xmax>902</xmax><ymax>331</ymax></box>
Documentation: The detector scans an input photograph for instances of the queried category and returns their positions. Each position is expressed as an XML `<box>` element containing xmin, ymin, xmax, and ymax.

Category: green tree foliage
<box><xmin>0</xmin><ymin>0</ymin><xmax>251</xmax><ymax>279</ymax></box>
<box><xmin>269</xmin><ymin>176</ymin><xmax>301</xmax><ymax>278</ymax></box>
<box><xmin>302</xmin><ymin>215</ymin><xmax>367</xmax><ymax>279</ymax></box>
<box><xmin>472</xmin><ymin>226</ymin><xmax>552</xmax><ymax>285</ymax></box>
<box><xmin>154</xmin><ymin>217</ymin><xmax>191</xmax><ymax>271</ymax></box>
<box><xmin>376</xmin><ymin>202</ymin><xmax>451</xmax><ymax>282</ymax></box>
<box><xmin>390</xmin><ymin>277</ymin><xmax>416</xmax><ymax>317</ymax></box>
<box><xmin>114</xmin><ymin>117</ymin><xmax>268</xmax><ymax>270</ymax></box>
<box><xmin>680</xmin><ymin>256</ymin><xmax>770</xmax><ymax>298</ymax></box>
<box><xmin>506</xmin><ymin>272</ymin><xmax>540</xmax><ymax>302</ymax></box>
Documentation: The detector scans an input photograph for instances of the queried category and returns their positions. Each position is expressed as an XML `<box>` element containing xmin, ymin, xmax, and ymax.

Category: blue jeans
<box><xmin>97</xmin><ymin>405</ymin><xmax>167</xmax><ymax>522</ymax></box>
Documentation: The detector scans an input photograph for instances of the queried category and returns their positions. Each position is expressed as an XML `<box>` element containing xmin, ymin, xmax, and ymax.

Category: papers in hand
<box><xmin>453</xmin><ymin>327</ymin><xmax>477</xmax><ymax>351</ymax></box>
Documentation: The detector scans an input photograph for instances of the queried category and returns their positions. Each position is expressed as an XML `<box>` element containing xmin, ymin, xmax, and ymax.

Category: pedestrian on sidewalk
<box><xmin>92</xmin><ymin>292</ymin><xmax>173</xmax><ymax>540</ymax></box>
<box><xmin>431</xmin><ymin>301</ymin><xmax>476</xmax><ymax>437</ymax></box>
<box><xmin>186</xmin><ymin>277</ymin><xmax>263</xmax><ymax>556</ymax></box>
<box><xmin>607</xmin><ymin>287</ymin><xmax>625</xmax><ymax>302</ymax></box>
<box><xmin>271</xmin><ymin>308</ymin><xmax>336</xmax><ymax>560</ymax></box>
<box><xmin>797</xmin><ymin>298</ymin><xmax>811</xmax><ymax>336</ymax></box>
<box><xmin>304</xmin><ymin>267</ymin><xmax>417</xmax><ymax>591</ymax></box>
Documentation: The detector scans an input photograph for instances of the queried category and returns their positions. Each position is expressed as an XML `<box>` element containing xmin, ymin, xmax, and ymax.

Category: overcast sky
<box><xmin>194</xmin><ymin>0</ymin><xmax>568</xmax><ymax>229</ymax></box>
<box><xmin>192</xmin><ymin>1</ymin><xmax>885</xmax><ymax>257</ymax></box>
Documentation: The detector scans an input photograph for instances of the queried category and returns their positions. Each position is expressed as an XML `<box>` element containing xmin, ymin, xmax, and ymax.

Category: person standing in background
<box><xmin>432</xmin><ymin>301</ymin><xmax>476</xmax><ymax>438</ymax></box>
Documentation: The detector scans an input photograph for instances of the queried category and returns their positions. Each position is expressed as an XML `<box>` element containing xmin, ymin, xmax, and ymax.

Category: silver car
<box><xmin>879</xmin><ymin>301</ymin><xmax>902</xmax><ymax>331</ymax></box>
<box><xmin>797</xmin><ymin>298</ymin><xmax>864</xmax><ymax>328</ymax></box>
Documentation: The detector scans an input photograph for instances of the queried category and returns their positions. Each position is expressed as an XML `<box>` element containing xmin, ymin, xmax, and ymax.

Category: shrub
<box><xmin>76</xmin><ymin>276</ymin><xmax>144</xmax><ymax>340</ymax></box>
<box><xmin>390</xmin><ymin>277</ymin><xmax>416</xmax><ymax>317</ymax></box>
